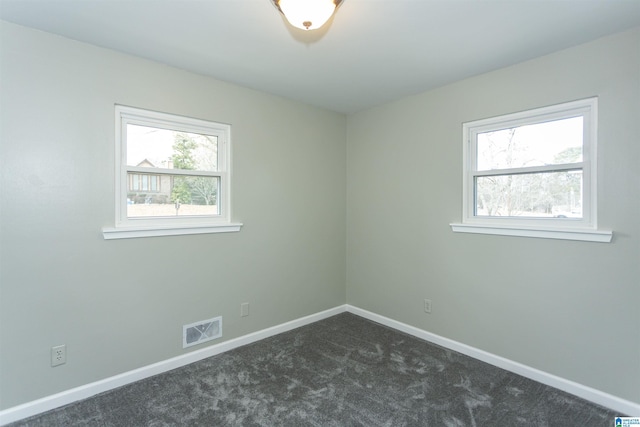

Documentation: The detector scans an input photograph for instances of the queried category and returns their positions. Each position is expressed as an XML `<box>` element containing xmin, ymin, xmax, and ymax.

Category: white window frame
<box><xmin>451</xmin><ymin>98</ymin><xmax>612</xmax><ymax>242</ymax></box>
<box><xmin>103</xmin><ymin>105</ymin><xmax>242</xmax><ymax>239</ymax></box>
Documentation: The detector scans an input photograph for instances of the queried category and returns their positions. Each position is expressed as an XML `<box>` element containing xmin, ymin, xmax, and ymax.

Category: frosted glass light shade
<box><xmin>277</xmin><ymin>0</ymin><xmax>338</xmax><ymax>30</ymax></box>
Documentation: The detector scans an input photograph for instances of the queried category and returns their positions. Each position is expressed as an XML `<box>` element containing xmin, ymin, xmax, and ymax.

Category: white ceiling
<box><xmin>1</xmin><ymin>0</ymin><xmax>639</xmax><ymax>114</ymax></box>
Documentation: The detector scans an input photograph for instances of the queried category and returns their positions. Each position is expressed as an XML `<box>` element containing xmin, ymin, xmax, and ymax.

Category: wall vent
<box><xmin>183</xmin><ymin>316</ymin><xmax>222</xmax><ymax>348</ymax></box>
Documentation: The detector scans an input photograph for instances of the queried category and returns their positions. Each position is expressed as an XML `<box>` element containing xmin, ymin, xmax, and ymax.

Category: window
<box><xmin>129</xmin><ymin>173</ymin><xmax>160</xmax><ymax>192</ymax></box>
<box><xmin>451</xmin><ymin>98</ymin><xmax>612</xmax><ymax>242</ymax></box>
<box><xmin>103</xmin><ymin>106</ymin><xmax>242</xmax><ymax>239</ymax></box>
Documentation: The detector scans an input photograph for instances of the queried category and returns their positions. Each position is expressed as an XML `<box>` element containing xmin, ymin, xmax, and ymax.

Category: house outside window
<box><xmin>451</xmin><ymin>97</ymin><xmax>612</xmax><ymax>242</ymax></box>
<box><xmin>103</xmin><ymin>106</ymin><xmax>242</xmax><ymax>239</ymax></box>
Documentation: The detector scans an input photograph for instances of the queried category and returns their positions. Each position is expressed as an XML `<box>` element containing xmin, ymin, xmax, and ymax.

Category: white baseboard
<box><xmin>345</xmin><ymin>304</ymin><xmax>640</xmax><ymax>416</ymax></box>
<box><xmin>0</xmin><ymin>305</ymin><xmax>347</xmax><ymax>426</ymax></box>
<box><xmin>2</xmin><ymin>304</ymin><xmax>637</xmax><ymax>425</ymax></box>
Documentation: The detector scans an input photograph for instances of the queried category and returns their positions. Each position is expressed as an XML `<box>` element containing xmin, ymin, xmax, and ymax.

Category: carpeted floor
<box><xmin>9</xmin><ymin>313</ymin><xmax>621</xmax><ymax>426</ymax></box>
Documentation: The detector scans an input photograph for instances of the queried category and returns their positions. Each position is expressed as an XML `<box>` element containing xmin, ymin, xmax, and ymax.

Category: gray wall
<box><xmin>0</xmin><ymin>21</ymin><xmax>346</xmax><ymax>409</ymax></box>
<box><xmin>1</xmin><ymin>19</ymin><xmax>639</xmax><ymax>412</ymax></box>
<box><xmin>346</xmin><ymin>27</ymin><xmax>640</xmax><ymax>403</ymax></box>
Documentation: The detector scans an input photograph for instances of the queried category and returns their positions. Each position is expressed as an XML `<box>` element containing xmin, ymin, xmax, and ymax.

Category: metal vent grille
<box><xmin>183</xmin><ymin>316</ymin><xmax>222</xmax><ymax>348</ymax></box>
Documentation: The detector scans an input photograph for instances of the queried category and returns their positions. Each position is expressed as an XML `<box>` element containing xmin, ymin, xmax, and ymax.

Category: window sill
<box><xmin>450</xmin><ymin>223</ymin><xmax>612</xmax><ymax>243</ymax></box>
<box><xmin>102</xmin><ymin>223</ymin><xmax>243</xmax><ymax>240</ymax></box>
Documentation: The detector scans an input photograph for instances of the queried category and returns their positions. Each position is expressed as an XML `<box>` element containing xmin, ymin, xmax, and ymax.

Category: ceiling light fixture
<box><xmin>273</xmin><ymin>0</ymin><xmax>343</xmax><ymax>31</ymax></box>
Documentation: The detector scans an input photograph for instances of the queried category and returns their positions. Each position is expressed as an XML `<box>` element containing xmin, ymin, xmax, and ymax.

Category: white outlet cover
<box><xmin>424</xmin><ymin>299</ymin><xmax>432</xmax><ymax>313</ymax></box>
<box><xmin>183</xmin><ymin>316</ymin><xmax>222</xmax><ymax>348</ymax></box>
<box><xmin>51</xmin><ymin>345</ymin><xmax>66</xmax><ymax>367</ymax></box>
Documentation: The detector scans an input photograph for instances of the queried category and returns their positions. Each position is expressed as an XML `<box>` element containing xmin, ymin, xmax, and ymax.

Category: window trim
<box><xmin>103</xmin><ymin>105</ymin><xmax>242</xmax><ymax>239</ymax></box>
<box><xmin>451</xmin><ymin>98</ymin><xmax>612</xmax><ymax>242</ymax></box>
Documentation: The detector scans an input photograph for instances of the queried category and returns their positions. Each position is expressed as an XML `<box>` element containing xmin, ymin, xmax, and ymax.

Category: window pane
<box><xmin>127</xmin><ymin>174</ymin><xmax>219</xmax><ymax>218</ymax></box>
<box><xmin>476</xmin><ymin>170</ymin><xmax>582</xmax><ymax>218</ymax></box>
<box><xmin>477</xmin><ymin>116</ymin><xmax>583</xmax><ymax>171</ymax></box>
<box><xmin>126</xmin><ymin>124</ymin><xmax>218</xmax><ymax>172</ymax></box>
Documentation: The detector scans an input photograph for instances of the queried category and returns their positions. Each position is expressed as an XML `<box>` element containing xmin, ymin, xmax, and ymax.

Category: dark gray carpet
<box><xmin>9</xmin><ymin>313</ymin><xmax>621</xmax><ymax>426</ymax></box>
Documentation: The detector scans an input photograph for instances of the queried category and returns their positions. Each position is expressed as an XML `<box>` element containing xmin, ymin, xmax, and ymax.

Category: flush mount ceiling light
<box><xmin>273</xmin><ymin>0</ymin><xmax>343</xmax><ymax>31</ymax></box>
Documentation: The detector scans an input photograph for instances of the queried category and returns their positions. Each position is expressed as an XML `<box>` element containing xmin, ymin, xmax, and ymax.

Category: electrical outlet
<box><xmin>241</xmin><ymin>302</ymin><xmax>249</xmax><ymax>317</ymax></box>
<box><xmin>424</xmin><ymin>299</ymin><xmax>432</xmax><ymax>314</ymax></box>
<box><xmin>51</xmin><ymin>344</ymin><xmax>66</xmax><ymax>367</ymax></box>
